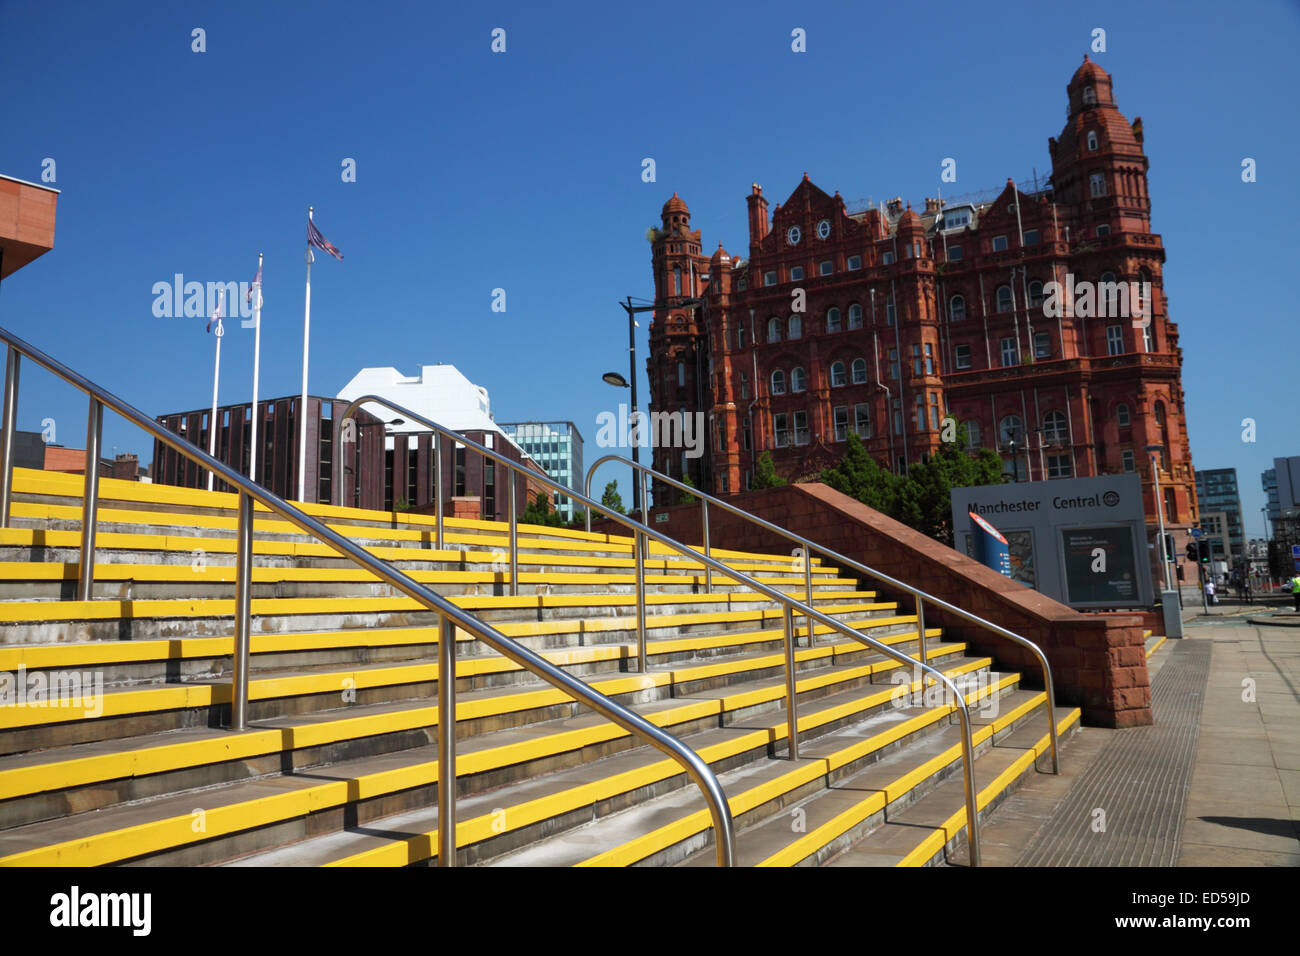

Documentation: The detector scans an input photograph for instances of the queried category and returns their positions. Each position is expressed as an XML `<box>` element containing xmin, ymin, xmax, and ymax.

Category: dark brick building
<box><xmin>646</xmin><ymin>56</ymin><xmax>1198</xmax><ymax>565</ymax></box>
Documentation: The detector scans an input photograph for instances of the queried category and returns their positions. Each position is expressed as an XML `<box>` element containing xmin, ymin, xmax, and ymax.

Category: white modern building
<box><xmin>337</xmin><ymin>365</ymin><xmax>506</xmax><ymax>439</ymax></box>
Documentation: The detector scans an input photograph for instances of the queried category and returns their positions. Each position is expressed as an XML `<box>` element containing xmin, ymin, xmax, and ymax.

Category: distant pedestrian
<box><xmin>1205</xmin><ymin>578</ymin><xmax>1216</xmax><ymax>606</ymax></box>
<box><xmin>1291</xmin><ymin>574</ymin><xmax>1300</xmax><ymax>612</ymax></box>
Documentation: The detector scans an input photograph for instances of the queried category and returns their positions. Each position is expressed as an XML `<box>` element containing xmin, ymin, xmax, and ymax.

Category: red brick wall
<box><xmin>594</xmin><ymin>481</ymin><xmax>1153</xmax><ymax>727</ymax></box>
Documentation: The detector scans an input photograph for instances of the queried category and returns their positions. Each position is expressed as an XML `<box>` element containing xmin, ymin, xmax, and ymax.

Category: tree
<box><xmin>752</xmin><ymin>451</ymin><xmax>787</xmax><ymax>489</ymax></box>
<box><xmin>678</xmin><ymin>473</ymin><xmax>698</xmax><ymax>504</ymax></box>
<box><xmin>522</xmin><ymin>491</ymin><xmax>565</xmax><ymax>527</ymax></box>
<box><xmin>819</xmin><ymin>431</ymin><xmax>895</xmax><ymax>513</ymax></box>
<box><xmin>600</xmin><ymin>479</ymin><xmax>626</xmax><ymax>516</ymax></box>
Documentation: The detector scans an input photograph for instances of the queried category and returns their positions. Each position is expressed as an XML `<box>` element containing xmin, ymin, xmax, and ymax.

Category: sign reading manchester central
<box><xmin>951</xmin><ymin>473</ymin><xmax>1154</xmax><ymax>609</ymax></box>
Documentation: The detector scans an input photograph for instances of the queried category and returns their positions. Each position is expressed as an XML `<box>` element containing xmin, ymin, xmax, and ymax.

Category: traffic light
<box><xmin>1185</xmin><ymin>542</ymin><xmax>1199</xmax><ymax>563</ymax></box>
<box><xmin>1199</xmin><ymin>541</ymin><xmax>1211</xmax><ymax>564</ymax></box>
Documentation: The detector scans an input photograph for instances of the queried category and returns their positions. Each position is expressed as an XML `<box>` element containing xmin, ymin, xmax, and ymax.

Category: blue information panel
<box><xmin>968</xmin><ymin>512</ymin><xmax>1011</xmax><ymax>578</ymax></box>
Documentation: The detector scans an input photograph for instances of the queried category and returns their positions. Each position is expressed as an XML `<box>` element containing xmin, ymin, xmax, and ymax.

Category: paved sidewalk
<box><xmin>963</xmin><ymin>619</ymin><xmax>1300</xmax><ymax>866</ymax></box>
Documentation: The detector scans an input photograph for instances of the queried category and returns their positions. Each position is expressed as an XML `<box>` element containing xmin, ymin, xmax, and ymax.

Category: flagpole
<box><xmin>208</xmin><ymin>291</ymin><xmax>225</xmax><ymax>492</ymax></box>
<box><xmin>299</xmin><ymin>208</ymin><xmax>313</xmax><ymax>503</ymax></box>
<box><xmin>249</xmin><ymin>253</ymin><xmax>263</xmax><ymax>483</ymax></box>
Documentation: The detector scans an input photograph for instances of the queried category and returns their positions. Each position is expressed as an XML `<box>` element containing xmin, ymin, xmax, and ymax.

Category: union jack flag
<box><xmin>307</xmin><ymin>217</ymin><xmax>343</xmax><ymax>261</ymax></box>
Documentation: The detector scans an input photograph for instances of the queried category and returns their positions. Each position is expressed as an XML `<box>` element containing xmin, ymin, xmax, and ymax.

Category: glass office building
<box><xmin>499</xmin><ymin>422</ymin><xmax>585</xmax><ymax>520</ymax></box>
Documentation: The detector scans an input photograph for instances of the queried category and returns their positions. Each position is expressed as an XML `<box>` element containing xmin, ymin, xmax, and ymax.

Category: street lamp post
<box><xmin>1146</xmin><ymin>444</ymin><xmax>1171</xmax><ymax>592</ymax></box>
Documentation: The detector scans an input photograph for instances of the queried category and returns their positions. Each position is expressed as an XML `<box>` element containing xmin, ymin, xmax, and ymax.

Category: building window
<box><xmin>793</xmin><ymin>411</ymin><xmax>809</xmax><ymax>446</ymax></box>
<box><xmin>930</xmin><ymin>392</ymin><xmax>942</xmax><ymax>429</ymax></box>
<box><xmin>1086</xmin><ymin>130</ymin><xmax>1099</xmax><ymax>151</ymax></box>
<box><xmin>1023</xmin><ymin>229</ymin><xmax>1039</xmax><ymax>246</ymax></box>
<box><xmin>1154</xmin><ymin>401</ymin><xmax>1165</xmax><ymax>427</ymax></box>
<box><xmin>737</xmin><ymin>277</ymin><xmax>747</xmax><ymax>291</ymax></box>
<box><xmin>1121</xmin><ymin>449</ymin><xmax>1135</xmax><ymax>472</ymax></box>
<box><xmin>996</xmin><ymin>285</ymin><xmax>1013</xmax><ymax>312</ymax></box>
<box><xmin>790</xmin><ymin>265</ymin><xmax>804</xmax><ymax>281</ymax></box>
<box><xmin>912</xmin><ymin>344</ymin><xmax>923</xmax><ymax>377</ymax></box>
<box><xmin>826</xmin><ymin>307</ymin><xmax>841</xmax><ymax>333</ymax></box>
<box><xmin>1142</xmin><ymin>322</ymin><xmax>1154</xmax><ymax>352</ymax></box>
<box><xmin>739</xmin><ymin>372</ymin><xmax>749</xmax><ymax>400</ymax></box>
<box><xmin>888</xmin><ymin>348</ymin><xmax>899</xmax><ymax>379</ymax></box>
<box><xmin>768</xmin><ymin>317</ymin><xmax>781</xmax><ymax>342</ymax></box>
<box><xmin>882</xmin><ymin>251</ymin><xmax>895</xmax><ymax>265</ymax></box>
<box><xmin>1164</xmin><ymin>487</ymin><xmax>1178</xmax><ymax>522</ymax></box>
<box><xmin>673</xmin><ymin>266</ymin><xmax>682</xmax><ymax>296</ymax></box>
<box><xmin>791</xmin><ymin>366</ymin><xmax>806</xmax><ymax>393</ymax></box>
<box><xmin>1106</xmin><ymin>325</ymin><xmax>1124</xmax><ymax>355</ymax></box>
<box><xmin>773</xmin><ymin>412</ymin><xmax>789</xmax><ymax>448</ymax></box>
<box><xmin>950</xmin><ymin>294</ymin><xmax>966</xmax><ymax>322</ymax></box>
<box><xmin>992</xmin><ymin>235</ymin><xmax>1008</xmax><ymax>252</ymax></box>
<box><xmin>1089</xmin><ymin>172</ymin><xmax>1107</xmax><ymax>197</ymax></box>
<box><xmin>770</xmin><ymin>369</ymin><xmax>786</xmax><ymax>395</ymax></box>
<box><xmin>886</xmin><ymin>297</ymin><xmax>896</xmax><ymax>325</ymax></box>
<box><xmin>1028</xmin><ymin>280</ymin><xmax>1044</xmax><ymax>308</ymax></box>
<box><xmin>854</xmin><ymin>403</ymin><xmax>871</xmax><ymax>438</ymax></box>
<box><xmin>1047</xmin><ymin>454</ymin><xmax>1073</xmax><ymax>479</ymax></box>
<box><xmin>743</xmin><ymin>419</ymin><xmax>751</xmax><ymax>450</ymax></box>
<box><xmin>1000</xmin><ymin>337</ymin><xmax>1018</xmax><ymax>367</ymax></box>
<box><xmin>851</xmin><ymin>357</ymin><xmax>868</xmax><ymax>384</ymax></box>
<box><xmin>948</xmin><ymin>244</ymin><xmax>962</xmax><ymax>261</ymax></box>
<box><xmin>1034</xmin><ymin>331</ymin><xmax>1051</xmax><ymax>359</ymax></box>
<box><xmin>833</xmin><ymin>406</ymin><xmax>849</xmax><ymax>441</ymax></box>
<box><xmin>892</xmin><ymin>399</ymin><xmax>903</xmax><ymax>435</ymax></box>
<box><xmin>925</xmin><ymin>343</ymin><xmax>934</xmax><ymax>375</ymax></box>
<box><xmin>999</xmin><ymin>415</ymin><xmax>1024</xmax><ymax>446</ymax></box>
<box><xmin>1082</xmin><ymin>86</ymin><xmax>1096</xmax><ymax>106</ymax></box>
<box><xmin>788</xmin><ymin>315</ymin><xmax>802</xmax><ymax>339</ymax></box>
<box><xmin>830</xmin><ymin>361</ymin><xmax>847</xmax><ymax>387</ymax></box>
<box><xmin>677</xmin><ymin>361</ymin><xmax>686</xmax><ymax>387</ymax></box>
<box><xmin>1043</xmin><ymin>410</ymin><xmax>1068</xmax><ymax>444</ymax></box>
<box><xmin>915</xmin><ymin>393</ymin><xmax>927</xmax><ymax>431</ymax></box>
<box><xmin>848</xmin><ymin>303</ymin><xmax>863</xmax><ymax>329</ymax></box>
<box><xmin>1117</xmin><ymin>403</ymin><xmax>1131</xmax><ymax>427</ymax></box>
<box><xmin>955</xmin><ymin>344</ymin><xmax>972</xmax><ymax>369</ymax></box>
<box><xmin>764</xmin><ymin>270</ymin><xmax>777</xmax><ymax>286</ymax></box>
<box><xmin>847</xmin><ymin>255</ymin><xmax>862</xmax><ymax>270</ymax></box>
<box><xmin>1095</xmin><ymin>224</ymin><xmax>1110</xmax><ymax>237</ymax></box>
<box><xmin>961</xmin><ymin>420</ymin><xmax>980</xmax><ymax>450</ymax></box>
<box><xmin>819</xmin><ymin>260</ymin><xmax>833</xmax><ymax>276</ymax></box>
<box><xmin>737</xmin><ymin>324</ymin><xmax>746</xmax><ymax>349</ymax></box>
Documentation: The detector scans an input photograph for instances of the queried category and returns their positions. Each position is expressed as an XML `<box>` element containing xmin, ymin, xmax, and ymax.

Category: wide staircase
<box><xmin>0</xmin><ymin>465</ymin><xmax>1080</xmax><ymax>867</ymax></box>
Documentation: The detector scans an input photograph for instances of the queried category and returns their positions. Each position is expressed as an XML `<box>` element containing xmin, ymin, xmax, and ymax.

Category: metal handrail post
<box><xmin>701</xmin><ymin>498</ymin><xmax>712</xmax><ymax>594</ymax></box>
<box><xmin>76</xmin><ymin>398</ymin><xmax>103</xmax><ymax>601</ymax></box>
<box><xmin>438</xmin><ymin>615</ymin><xmax>457</xmax><ymax>866</ymax></box>
<box><xmin>434</xmin><ymin>435</ymin><xmax>444</xmax><ymax>550</ymax></box>
<box><xmin>0</xmin><ymin>347</ymin><xmax>18</xmax><ymax>527</ymax></box>
<box><xmin>639</xmin><ymin>470</ymin><xmax>648</xmax><ymax>527</ymax></box>
<box><xmin>803</xmin><ymin>557</ymin><xmax>814</xmax><ymax>648</ymax></box>
<box><xmin>915</xmin><ymin>596</ymin><xmax>928</xmax><ymax>667</ymax></box>
<box><xmin>507</xmin><ymin>475</ymin><xmax>518</xmax><ymax>597</ymax></box>
<box><xmin>782</xmin><ymin>605</ymin><xmax>799</xmax><ymax>760</ymax></box>
<box><xmin>231</xmin><ymin>491</ymin><xmax>254</xmax><ymax>730</ymax></box>
<box><xmin>955</xmin><ymin>698</ymin><xmax>983</xmax><ymax>867</ymax></box>
<box><xmin>634</xmin><ymin>527</ymin><xmax>648</xmax><ymax>673</ymax></box>
<box><xmin>583</xmin><ymin>471</ymin><xmax>592</xmax><ymax>534</ymax></box>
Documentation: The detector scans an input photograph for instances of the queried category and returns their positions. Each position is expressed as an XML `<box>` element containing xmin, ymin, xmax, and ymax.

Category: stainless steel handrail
<box><xmin>337</xmin><ymin>395</ymin><xmax>988</xmax><ymax>865</ymax></box>
<box><xmin>586</xmin><ymin>454</ymin><xmax>1061</xmax><ymax>778</ymax></box>
<box><xmin>0</xmin><ymin>331</ymin><xmax>736</xmax><ymax>868</ymax></box>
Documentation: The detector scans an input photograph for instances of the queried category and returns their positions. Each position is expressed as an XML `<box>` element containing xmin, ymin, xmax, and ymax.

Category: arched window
<box><xmin>767</xmin><ymin>317</ymin><xmax>781</xmax><ymax>343</ymax></box>
<box><xmin>848</xmin><ymin>303</ymin><xmax>863</xmax><ymax>329</ymax></box>
<box><xmin>1082</xmin><ymin>86</ymin><xmax>1096</xmax><ymax>106</ymax></box>
<box><xmin>1154</xmin><ymin>401</ymin><xmax>1165</xmax><ymax>427</ymax></box>
<box><xmin>996</xmin><ymin>285</ymin><xmax>1013</xmax><ymax>312</ymax></box>
<box><xmin>1028</xmin><ymin>280</ymin><xmax>1044</xmax><ymax>308</ymax></box>
<box><xmin>673</xmin><ymin>266</ymin><xmax>682</xmax><ymax>296</ymax></box>
<box><xmin>999</xmin><ymin>414</ymin><xmax>1024</xmax><ymax>446</ymax></box>
<box><xmin>961</xmin><ymin>420</ymin><xmax>981</xmax><ymax>451</ymax></box>
<box><xmin>1116</xmin><ymin>403</ymin><xmax>1131</xmax><ymax>428</ymax></box>
<box><xmin>791</xmin><ymin>366</ymin><xmax>807</xmax><ymax>393</ymax></box>
<box><xmin>949</xmin><ymin>294</ymin><xmax>966</xmax><ymax>322</ymax></box>
<box><xmin>830</xmin><ymin>361</ymin><xmax>847</xmax><ymax>387</ymax></box>
<box><xmin>826</xmin><ymin>307</ymin><xmax>842</xmax><ymax>333</ymax></box>
<box><xmin>1086</xmin><ymin>130</ymin><xmax>1098</xmax><ymax>151</ymax></box>
<box><xmin>770</xmin><ymin>369</ymin><xmax>786</xmax><ymax>395</ymax></box>
<box><xmin>1042</xmin><ymin>410</ymin><xmax>1068</xmax><ymax>444</ymax></box>
<box><xmin>788</xmin><ymin>315</ymin><xmax>802</xmax><ymax>339</ymax></box>
<box><xmin>851</xmin><ymin>358</ymin><xmax>868</xmax><ymax>384</ymax></box>
<box><xmin>1099</xmin><ymin>271</ymin><xmax>1119</xmax><ymax>315</ymax></box>
<box><xmin>1089</xmin><ymin>172</ymin><xmax>1106</xmax><ymax>198</ymax></box>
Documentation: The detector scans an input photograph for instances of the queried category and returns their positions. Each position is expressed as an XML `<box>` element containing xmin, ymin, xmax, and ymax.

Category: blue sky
<box><xmin>1</xmin><ymin>0</ymin><xmax>1296</xmax><ymax>534</ymax></box>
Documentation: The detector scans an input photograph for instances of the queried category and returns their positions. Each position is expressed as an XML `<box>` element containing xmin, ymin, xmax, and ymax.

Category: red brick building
<box><xmin>647</xmin><ymin>57</ymin><xmax>1197</xmax><ymax>569</ymax></box>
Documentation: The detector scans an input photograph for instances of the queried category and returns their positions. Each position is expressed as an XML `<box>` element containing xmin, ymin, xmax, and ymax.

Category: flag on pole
<box><xmin>247</xmin><ymin>261</ymin><xmax>263</xmax><ymax>306</ymax></box>
<box><xmin>307</xmin><ymin>217</ymin><xmax>344</xmax><ymax>261</ymax></box>
<box><xmin>206</xmin><ymin>294</ymin><xmax>224</xmax><ymax>333</ymax></box>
